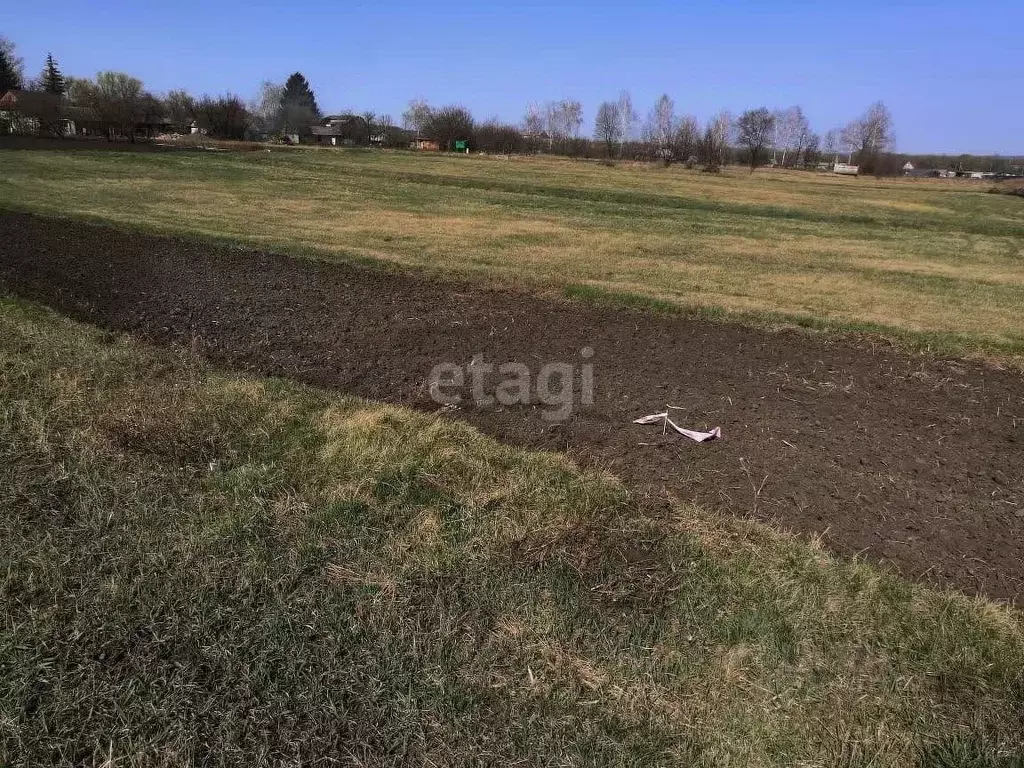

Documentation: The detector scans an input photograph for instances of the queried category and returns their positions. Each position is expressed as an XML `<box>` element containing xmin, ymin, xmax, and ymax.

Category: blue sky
<box><xmin>2</xmin><ymin>0</ymin><xmax>1021</xmax><ymax>154</ymax></box>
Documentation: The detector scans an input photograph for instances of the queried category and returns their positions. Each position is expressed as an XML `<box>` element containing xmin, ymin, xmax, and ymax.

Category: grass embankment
<box><xmin>1</xmin><ymin>297</ymin><xmax>1022</xmax><ymax>766</ymax></box>
<box><xmin>1</xmin><ymin>146</ymin><xmax>1023</xmax><ymax>358</ymax></box>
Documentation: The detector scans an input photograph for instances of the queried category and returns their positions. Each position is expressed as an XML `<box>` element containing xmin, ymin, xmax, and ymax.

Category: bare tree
<box><xmin>520</xmin><ymin>103</ymin><xmax>543</xmax><ymax>152</ymax></box>
<box><xmin>194</xmin><ymin>94</ymin><xmax>249</xmax><ymax>140</ymax></box>
<box><xmin>823</xmin><ymin>128</ymin><xmax>840</xmax><ymax>162</ymax></box>
<box><xmin>790</xmin><ymin>109</ymin><xmax>815</xmax><ymax>167</ymax></box>
<box><xmin>522</xmin><ymin>102</ymin><xmax>545</xmax><ymax>135</ymax></box>
<box><xmin>594</xmin><ymin>101</ymin><xmax>622</xmax><ymax>157</ymax></box>
<box><xmin>248</xmin><ymin>81</ymin><xmax>283</xmax><ymax>137</ymax></box>
<box><xmin>65</xmin><ymin>76</ymin><xmax>89</xmax><ymax>104</ymax></box>
<box><xmin>564</xmin><ymin>99</ymin><xmax>583</xmax><ymax>139</ymax></box>
<box><xmin>849</xmin><ymin>101</ymin><xmax>893</xmax><ymax>172</ymax></box>
<box><xmin>402</xmin><ymin>98</ymin><xmax>432</xmax><ymax>137</ymax></box>
<box><xmin>839</xmin><ymin>121</ymin><xmax>861</xmax><ymax>163</ymax></box>
<box><xmin>644</xmin><ymin>94</ymin><xmax>677</xmax><ymax>161</ymax></box>
<box><xmin>361</xmin><ymin>110</ymin><xmax>376</xmax><ymax>145</ymax></box>
<box><xmin>770</xmin><ymin>108</ymin><xmax>787</xmax><ymax>164</ymax></box>
<box><xmin>673</xmin><ymin>115</ymin><xmax>701</xmax><ymax>164</ymax></box>
<box><xmin>616</xmin><ymin>90</ymin><xmax>636</xmax><ymax>150</ymax></box>
<box><xmin>476</xmin><ymin>119</ymin><xmax>525</xmax><ymax>154</ymax></box>
<box><xmin>801</xmin><ymin>132</ymin><xmax>821</xmax><ymax>166</ymax></box>
<box><xmin>772</xmin><ymin>106</ymin><xmax>809</xmax><ymax>167</ymax></box>
<box><xmin>74</xmin><ymin>72</ymin><xmax>146</xmax><ymax>141</ymax></box>
<box><xmin>377</xmin><ymin>113</ymin><xmax>394</xmax><ymax>146</ymax></box>
<box><xmin>566</xmin><ymin>99</ymin><xmax>584</xmax><ymax>156</ymax></box>
<box><xmin>423</xmin><ymin>104</ymin><xmax>474</xmax><ymax>150</ymax></box>
<box><xmin>736</xmin><ymin>107</ymin><xmax>776</xmax><ymax>172</ymax></box>
<box><xmin>544</xmin><ymin>102</ymin><xmax>562</xmax><ymax>141</ymax></box>
<box><xmin>165</xmin><ymin>89</ymin><xmax>196</xmax><ymax>134</ymax></box>
<box><xmin>553</xmin><ymin>99</ymin><xmax>582</xmax><ymax>138</ymax></box>
<box><xmin>700</xmin><ymin>109</ymin><xmax>733</xmax><ymax>169</ymax></box>
<box><xmin>545</xmin><ymin>99</ymin><xmax>583</xmax><ymax>154</ymax></box>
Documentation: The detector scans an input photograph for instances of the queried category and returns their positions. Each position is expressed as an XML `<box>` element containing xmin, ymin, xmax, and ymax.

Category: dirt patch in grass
<box><xmin>1</xmin><ymin>211</ymin><xmax>1022</xmax><ymax>603</ymax></box>
<box><xmin>990</xmin><ymin>179</ymin><xmax>1024</xmax><ymax>198</ymax></box>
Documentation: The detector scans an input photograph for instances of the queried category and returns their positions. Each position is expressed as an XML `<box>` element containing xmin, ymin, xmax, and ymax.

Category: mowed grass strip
<box><xmin>1</xmin><ymin>297</ymin><xmax>1022</xmax><ymax>766</ymax></box>
<box><xmin>1</xmin><ymin>147</ymin><xmax>1023</xmax><ymax>358</ymax></box>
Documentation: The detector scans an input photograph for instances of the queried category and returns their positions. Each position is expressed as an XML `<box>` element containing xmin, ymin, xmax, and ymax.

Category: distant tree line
<box><xmin>900</xmin><ymin>152</ymin><xmax>1022</xmax><ymax>175</ymax></box>
<box><xmin>395</xmin><ymin>93</ymin><xmax>903</xmax><ymax>173</ymax></box>
<box><xmin>2</xmin><ymin>34</ymin><xmax>1020</xmax><ymax>174</ymax></box>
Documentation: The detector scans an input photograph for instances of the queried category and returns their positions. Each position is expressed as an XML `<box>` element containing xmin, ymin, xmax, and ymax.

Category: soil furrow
<box><xmin>2</xmin><ymin>211</ymin><xmax>1022</xmax><ymax>601</ymax></box>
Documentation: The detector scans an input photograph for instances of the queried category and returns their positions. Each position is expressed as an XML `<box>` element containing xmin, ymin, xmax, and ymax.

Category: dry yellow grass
<box><xmin>2</xmin><ymin>146</ymin><xmax>1023</xmax><ymax>356</ymax></box>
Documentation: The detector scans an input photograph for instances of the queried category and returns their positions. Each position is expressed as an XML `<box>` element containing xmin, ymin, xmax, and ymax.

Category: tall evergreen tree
<box><xmin>0</xmin><ymin>36</ymin><xmax>24</xmax><ymax>93</ymax></box>
<box><xmin>40</xmin><ymin>53</ymin><xmax>65</xmax><ymax>95</ymax></box>
<box><xmin>278</xmin><ymin>72</ymin><xmax>320</xmax><ymax>134</ymax></box>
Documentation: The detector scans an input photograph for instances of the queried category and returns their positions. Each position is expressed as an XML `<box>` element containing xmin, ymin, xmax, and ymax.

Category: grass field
<box><xmin>2</xmin><ymin>145</ymin><xmax>1023</xmax><ymax>358</ymax></box>
<box><xmin>2</xmin><ymin>298</ymin><xmax>1023</xmax><ymax>766</ymax></box>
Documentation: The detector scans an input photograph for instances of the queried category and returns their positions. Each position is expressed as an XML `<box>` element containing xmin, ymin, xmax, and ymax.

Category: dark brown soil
<box><xmin>0</xmin><ymin>136</ymin><xmax>182</xmax><ymax>152</ymax></box>
<box><xmin>2</xmin><ymin>212</ymin><xmax>1022</xmax><ymax>602</ymax></box>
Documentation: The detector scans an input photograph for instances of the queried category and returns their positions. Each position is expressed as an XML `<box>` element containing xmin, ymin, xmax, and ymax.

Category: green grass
<box><xmin>1</xmin><ymin>146</ymin><xmax>1023</xmax><ymax>359</ymax></box>
<box><xmin>1</xmin><ymin>297</ymin><xmax>1022</xmax><ymax>766</ymax></box>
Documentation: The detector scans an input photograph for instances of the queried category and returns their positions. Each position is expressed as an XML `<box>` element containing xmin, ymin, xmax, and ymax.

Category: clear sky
<box><xmin>2</xmin><ymin>0</ymin><xmax>1021</xmax><ymax>154</ymax></box>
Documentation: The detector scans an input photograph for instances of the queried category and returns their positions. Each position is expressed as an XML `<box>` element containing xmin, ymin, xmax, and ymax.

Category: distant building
<box><xmin>308</xmin><ymin>115</ymin><xmax>413</xmax><ymax>147</ymax></box>
<box><xmin>833</xmin><ymin>162</ymin><xmax>859</xmax><ymax>176</ymax></box>
<box><xmin>309</xmin><ymin>114</ymin><xmax>365</xmax><ymax>146</ymax></box>
<box><xmin>521</xmin><ymin>130</ymin><xmax>551</xmax><ymax>149</ymax></box>
<box><xmin>904</xmin><ymin>168</ymin><xmax>994</xmax><ymax>180</ymax></box>
<box><xmin>411</xmin><ymin>137</ymin><xmax>440</xmax><ymax>151</ymax></box>
<box><xmin>0</xmin><ymin>90</ymin><xmax>74</xmax><ymax>135</ymax></box>
<box><xmin>905</xmin><ymin>168</ymin><xmax>952</xmax><ymax>179</ymax></box>
<box><xmin>0</xmin><ymin>88</ymin><xmax>171</xmax><ymax>139</ymax></box>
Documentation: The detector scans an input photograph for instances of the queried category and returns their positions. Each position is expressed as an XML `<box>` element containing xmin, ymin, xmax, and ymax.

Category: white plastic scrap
<box><xmin>633</xmin><ymin>412</ymin><xmax>721</xmax><ymax>443</ymax></box>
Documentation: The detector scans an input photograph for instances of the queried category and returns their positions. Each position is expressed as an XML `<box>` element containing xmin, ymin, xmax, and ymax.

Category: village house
<box><xmin>308</xmin><ymin>114</ymin><xmax>366</xmax><ymax>146</ymax></box>
<box><xmin>308</xmin><ymin>115</ymin><xmax>414</xmax><ymax>147</ymax></box>
<box><xmin>0</xmin><ymin>89</ymin><xmax>172</xmax><ymax>139</ymax></box>
<box><xmin>410</xmin><ymin>137</ymin><xmax>440</xmax><ymax>151</ymax></box>
<box><xmin>0</xmin><ymin>90</ymin><xmax>79</xmax><ymax>136</ymax></box>
<box><xmin>904</xmin><ymin>167</ymin><xmax>957</xmax><ymax>178</ymax></box>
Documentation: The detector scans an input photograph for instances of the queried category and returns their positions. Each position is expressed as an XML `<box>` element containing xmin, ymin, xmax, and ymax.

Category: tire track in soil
<box><xmin>2</xmin><ymin>212</ymin><xmax>1022</xmax><ymax>602</ymax></box>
